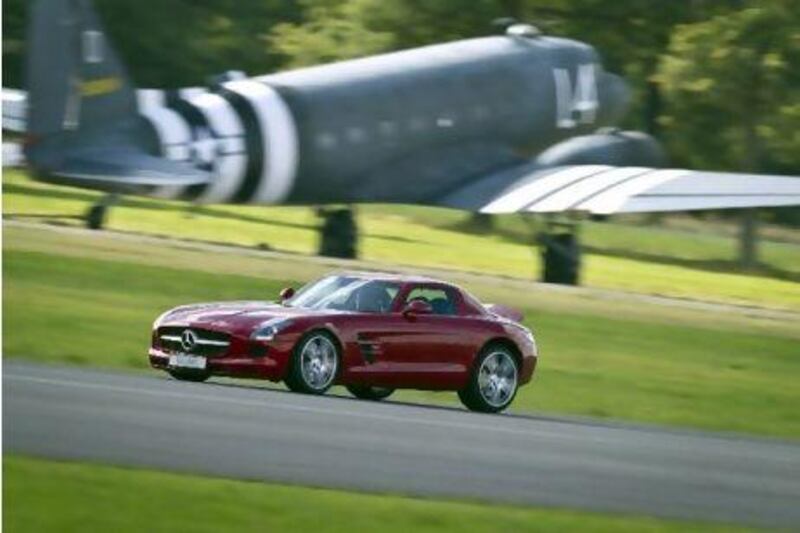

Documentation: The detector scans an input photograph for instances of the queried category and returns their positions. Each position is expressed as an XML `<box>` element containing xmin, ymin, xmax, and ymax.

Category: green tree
<box><xmin>269</xmin><ymin>0</ymin><xmax>393</xmax><ymax>67</ymax></box>
<box><xmin>657</xmin><ymin>2</ymin><xmax>800</xmax><ymax>174</ymax></box>
<box><xmin>657</xmin><ymin>1</ymin><xmax>800</xmax><ymax>257</ymax></box>
<box><xmin>1</xmin><ymin>0</ymin><xmax>301</xmax><ymax>88</ymax></box>
<box><xmin>1</xmin><ymin>0</ymin><xmax>27</xmax><ymax>88</ymax></box>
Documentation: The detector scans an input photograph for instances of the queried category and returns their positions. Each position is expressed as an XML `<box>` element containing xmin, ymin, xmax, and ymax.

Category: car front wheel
<box><xmin>346</xmin><ymin>385</ymin><xmax>394</xmax><ymax>401</ymax></box>
<box><xmin>458</xmin><ymin>345</ymin><xmax>519</xmax><ymax>413</ymax></box>
<box><xmin>285</xmin><ymin>331</ymin><xmax>340</xmax><ymax>394</ymax></box>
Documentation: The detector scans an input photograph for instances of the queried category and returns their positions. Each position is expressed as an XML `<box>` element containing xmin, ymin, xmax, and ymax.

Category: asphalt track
<box><xmin>5</xmin><ymin>362</ymin><xmax>800</xmax><ymax>528</ymax></box>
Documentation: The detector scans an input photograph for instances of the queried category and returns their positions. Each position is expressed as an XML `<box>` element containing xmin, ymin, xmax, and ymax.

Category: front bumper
<box><xmin>149</xmin><ymin>338</ymin><xmax>294</xmax><ymax>381</ymax></box>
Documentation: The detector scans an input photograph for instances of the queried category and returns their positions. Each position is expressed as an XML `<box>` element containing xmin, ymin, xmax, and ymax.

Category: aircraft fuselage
<box><xmin>136</xmin><ymin>33</ymin><xmax>629</xmax><ymax>206</ymax></box>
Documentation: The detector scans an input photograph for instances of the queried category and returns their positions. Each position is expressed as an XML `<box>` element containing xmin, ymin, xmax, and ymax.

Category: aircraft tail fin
<box><xmin>26</xmin><ymin>0</ymin><xmax>137</xmax><ymax>138</ymax></box>
<box><xmin>23</xmin><ymin>0</ymin><xmax>212</xmax><ymax>190</ymax></box>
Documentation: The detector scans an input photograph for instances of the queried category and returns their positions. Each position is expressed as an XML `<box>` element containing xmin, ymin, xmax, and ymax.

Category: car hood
<box><xmin>159</xmin><ymin>301</ymin><xmax>339</xmax><ymax>332</ymax></box>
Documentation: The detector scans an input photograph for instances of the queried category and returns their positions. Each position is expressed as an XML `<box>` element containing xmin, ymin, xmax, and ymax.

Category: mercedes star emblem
<box><xmin>181</xmin><ymin>329</ymin><xmax>198</xmax><ymax>352</ymax></box>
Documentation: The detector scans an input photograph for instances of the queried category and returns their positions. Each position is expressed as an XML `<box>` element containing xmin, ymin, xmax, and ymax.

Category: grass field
<box><xmin>5</xmin><ymin>170</ymin><xmax>800</xmax><ymax>310</ymax></box>
<box><xmin>3</xmin><ymin>456</ymin><xmax>754</xmax><ymax>533</ymax></box>
<box><xmin>4</xmin><ymin>225</ymin><xmax>799</xmax><ymax>438</ymax></box>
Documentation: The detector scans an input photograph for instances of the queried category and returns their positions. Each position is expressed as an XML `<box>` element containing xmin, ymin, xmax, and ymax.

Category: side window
<box><xmin>348</xmin><ymin>281</ymin><xmax>400</xmax><ymax>314</ymax></box>
<box><xmin>404</xmin><ymin>286</ymin><xmax>457</xmax><ymax>316</ymax></box>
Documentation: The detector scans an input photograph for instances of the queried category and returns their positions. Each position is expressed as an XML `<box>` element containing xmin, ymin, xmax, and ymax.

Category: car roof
<box><xmin>331</xmin><ymin>270</ymin><xmax>455</xmax><ymax>286</ymax></box>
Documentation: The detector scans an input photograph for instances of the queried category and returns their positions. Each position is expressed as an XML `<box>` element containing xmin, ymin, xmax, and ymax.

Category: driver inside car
<box><xmin>352</xmin><ymin>282</ymin><xmax>394</xmax><ymax>313</ymax></box>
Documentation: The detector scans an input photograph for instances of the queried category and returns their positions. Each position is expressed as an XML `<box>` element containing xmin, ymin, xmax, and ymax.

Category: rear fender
<box><xmin>484</xmin><ymin>304</ymin><xmax>523</xmax><ymax>324</ymax></box>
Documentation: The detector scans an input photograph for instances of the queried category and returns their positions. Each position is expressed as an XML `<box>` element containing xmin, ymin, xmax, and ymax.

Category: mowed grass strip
<box><xmin>5</xmin><ymin>170</ymin><xmax>800</xmax><ymax>310</ymax></box>
<box><xmin>6</xmin><ymin>223</ymin><xmax>798</xmax><ymax>338</ymax></box>
<box><xmin>3</xmin><ymin>456</ymin><xmax>754</xmax><ymax>533</ymax></box>
<box><xmin>4</xmin><ymin>248</ymin><xmax>799</xmax><ymax>437</ymax></box>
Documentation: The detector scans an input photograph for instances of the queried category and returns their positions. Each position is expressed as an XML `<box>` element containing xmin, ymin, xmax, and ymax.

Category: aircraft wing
<box><xmin>438</xmin><ymin>164</ymin><xmax>800</xmax><ymax>214</ymax></box>
<box><xmin>3</xmin><ymin>89</ymin><xmax>29</xmax><ymax>167</ymax></box>
<box><xmin>2</xmin><ymin>88</ymin><xmax>27</xmax><ymax>133</ymax></box>
<box><xmin>3</xmin><ymin>142</ymin><xmax>25</xmax><ymax>167</ymax></box>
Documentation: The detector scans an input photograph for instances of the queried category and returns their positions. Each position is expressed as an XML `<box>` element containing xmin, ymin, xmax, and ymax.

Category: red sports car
<box><xmin>149</xmin><ymin>272</ymin><xmax>538</xmax><ymax>412</ymax></box>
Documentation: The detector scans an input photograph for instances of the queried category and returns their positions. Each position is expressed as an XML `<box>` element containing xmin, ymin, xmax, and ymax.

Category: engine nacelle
<box><xmin>536</xmin><ymin>130</ymin><xmax>667</xmax><ymax>168</ymax></box>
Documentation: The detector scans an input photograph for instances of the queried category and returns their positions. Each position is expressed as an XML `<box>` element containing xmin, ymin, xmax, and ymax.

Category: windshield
<box><xmin>286</xmin><ymin>276</ymin><xmax>400</xmax><ymax>313</ymax></box>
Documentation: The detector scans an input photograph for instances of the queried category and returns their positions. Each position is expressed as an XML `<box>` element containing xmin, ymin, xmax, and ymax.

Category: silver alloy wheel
<box><xmin>477</xmin><ymin>351</ymin><xmax>518</xmax><ymax>408</ymax></box>
<box><xmin>300</xmin><ymin>334</ymin><xmax>338</xmax><ymax>390</ymax></box>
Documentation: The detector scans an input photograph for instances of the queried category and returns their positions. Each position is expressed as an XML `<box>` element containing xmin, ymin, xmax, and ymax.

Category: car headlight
<box><xmin>251</xmin><ymin>318</ymin><xmax>294</xmax><ymax>342</ymax></box>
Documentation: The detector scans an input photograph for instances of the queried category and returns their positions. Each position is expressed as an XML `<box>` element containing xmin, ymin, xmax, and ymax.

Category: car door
<box><xmin>375</xmin><ymin>284</ymin><xmax>476</xmax><ymax>389</ymax></box>
<box><xmin>343</xmin><ymin>311</ymin><xmax>408</xmax><ymax>384</ymax></box>
<box><xmin>336</xmin><ymin>280</ymin><xmax>409</xmax><ymax>384</ymax></box>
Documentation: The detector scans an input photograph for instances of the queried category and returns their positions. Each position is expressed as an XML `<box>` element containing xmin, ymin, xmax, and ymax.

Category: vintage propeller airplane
<box><xmin>4</xmin><ymin>0</ymin><xmax>799</xmax><ymax>281</ymax></box>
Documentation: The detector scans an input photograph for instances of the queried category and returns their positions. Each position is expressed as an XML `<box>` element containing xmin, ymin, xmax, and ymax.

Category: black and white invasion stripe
<box><xmin>135</xmin><ymin>88</ymin><xmax>194</xmax><ymax>199</ymax></box>
<box><xmin>480</xmin><ymin>166</ymin><xmax>692</xmax><ymax>214</ymax></box>
<box><xmin>220</xmin><ymin>80</ymin><xmax>298</xmax><ymax>204</ymax></box>
<box><xmin>134</xmin><ymin>79</ymin><xmax>298</xmax><ymax>205</ymax></box>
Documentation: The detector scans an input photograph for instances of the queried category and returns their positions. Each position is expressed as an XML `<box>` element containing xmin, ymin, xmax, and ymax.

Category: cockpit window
<box><xmin>286</xmin><ymin>276</ymin><xmax>399</xmax><ymax>313</ymax></box>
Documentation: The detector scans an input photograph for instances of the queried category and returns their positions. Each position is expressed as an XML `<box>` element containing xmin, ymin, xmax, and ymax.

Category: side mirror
<box><xmin>402</xmin><ymin>299</ymin><xmax>433</xmax><ymax>319</ymax></box>
<box><xmin>279</xmin><ymin>287</ymin><xmax>295</xmax><ymax>302</ymax></box>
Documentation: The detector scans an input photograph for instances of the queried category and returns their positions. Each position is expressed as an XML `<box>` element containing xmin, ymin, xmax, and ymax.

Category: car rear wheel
<box><xmin>285</xmin><ymin>331</ymin><xmax>340</xmax><ymax>394</ymax></box>
<box><xmin>167</xmin><ymin>369</ymin><xmax>211</xmax><ymax>383</ymax></box>
<box><xmin>458</xmin><ymin>345</ymin><xmax>518</xmax><ymax>413</ymax></box>
<box><xmin>346</xmin><ymin>385</ymin><xmax>394</xmax><ymax>401</ymax></box>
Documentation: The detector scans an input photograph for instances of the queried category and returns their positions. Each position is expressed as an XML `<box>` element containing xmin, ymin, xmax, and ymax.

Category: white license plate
<box><xmin>169</xmin><ymin>354</ymin><xmax>207</xmax><ymax>370</ymax></box>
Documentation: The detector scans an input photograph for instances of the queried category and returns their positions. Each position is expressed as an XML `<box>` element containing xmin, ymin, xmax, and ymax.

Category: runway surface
<box><xmin>5</xmin><ymin>362</ymin><xmax>800</xmax><ymax>528</ymax></box>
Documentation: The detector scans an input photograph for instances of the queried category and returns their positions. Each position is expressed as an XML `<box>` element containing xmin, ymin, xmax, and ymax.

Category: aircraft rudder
<box><xmin>25</xmin><ymin>0</ymin><xmax>138</xmax><ymax>137</ymax></box>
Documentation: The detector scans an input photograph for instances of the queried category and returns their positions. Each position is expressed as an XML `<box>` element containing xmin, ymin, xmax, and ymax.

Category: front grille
<box><xmin>157</xmin><ymin>326</ymin><xmax>231</xmax><ymax>358</ymax></box>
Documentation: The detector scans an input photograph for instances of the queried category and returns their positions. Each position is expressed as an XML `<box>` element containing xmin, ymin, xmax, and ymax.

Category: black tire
<box><xmin>86</xmin><ymin>204</ymin><xmax>107</xmax><ymax>230</ymax></box>
<box><xmin>285</xmin><ymin>331</ymin><xmax>341</xmax><ymax>394</ymax></box>
<box><xmin>458</xmin><ymin>344</ymin><xmax>519</xmax><ymax>413</ymax></box>
<box><xmin>167</xmin><ymin>369</ymin><xmax>211</xmax><ymax>382</ymax></box>
<box><xmin>346</xmin><ymin>385</ymin><xmax>394</xmax><ymax>401</ymax></box>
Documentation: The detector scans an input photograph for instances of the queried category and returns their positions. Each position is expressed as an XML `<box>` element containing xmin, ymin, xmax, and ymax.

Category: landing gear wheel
<box><xmin>86</xmin><ymin>204</ymin><xmax>107</xmax><ymax>230</ymax></box>
<box><xmin>167</xmin><ymin>369</ymin><xmax>211</xmax><ymax>382</ymax></box>
<box><xmin>318</xmin><ymin>207</ymin><xmax>358</xmax><ymax>258</ymax></box>
<box><xmin>458</xmin><ymin>345</ymin><xmax>519</xmax><ymax>413</ymax></box>
<box><xmin>86</xmin><ymin>194</ymin><xmax>119</xmax><ymax>230</ymax></box>
<box><xmin>285</xmin><ymin>332</ymin><xmax>340</xmax><ymax>394</ymax></box>
<box><xmin>346</xmin><ymin>385</ymin><xmax>394</xmax><ymax>401</ymax></box>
